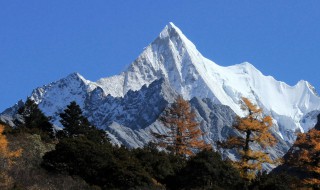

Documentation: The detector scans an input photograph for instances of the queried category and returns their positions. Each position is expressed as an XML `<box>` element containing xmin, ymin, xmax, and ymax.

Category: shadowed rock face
<box><xmin>85</xmin><ymin>78</ymin><xmax>178</xmax><ymax>130</ymax></box>
<box><xmin>190</xmin><ymin>97</ymin><xmax>237</xmax><ymax>144</ymax></box>
<box><xmin>189</xmin><ymin>97</ymin><xmax>289</xmax><ymax>164</ymax></box>
<box><xmin>315</xmin><ymin>114</ymin><xmax>320</xmax><ymax>130</ymax></box>
<box><xmin>0</xmin><ymin>77</ymin><xmax>290</xmax><ymax>168</ymax></box>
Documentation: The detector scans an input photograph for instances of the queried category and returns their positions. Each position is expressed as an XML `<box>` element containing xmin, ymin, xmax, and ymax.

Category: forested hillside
<box><xmin>2</xmin><ymin>97</ymin><xmax>316</xmax><ymax>190</ymax></box>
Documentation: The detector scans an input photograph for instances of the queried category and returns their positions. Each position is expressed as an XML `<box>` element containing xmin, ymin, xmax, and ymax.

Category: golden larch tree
<box><xmin>152</xmin><ymin>96</ymin><xmax>210</xmax><ymax>157</ymax></box>
<box><xmin>220</xmin><ymin>97</ymin><xmax>277</xmax><ymax>181</ymax></box>
<box><xmin>0</xmin><ymin>124</ymin><xmax>22</xmax><ymax>187</ymax></box>
<box><xmin>284</xmin><ymin>114</ymin><xmax>320</xmax><ymax>187</ymax></box>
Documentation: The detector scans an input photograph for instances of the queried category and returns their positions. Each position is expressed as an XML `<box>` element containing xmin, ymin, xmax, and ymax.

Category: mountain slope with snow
<box><xmin>108</xmin><ymin>22</ymin><xmax>320</xmax><ymax>142</ymax></box>
<box><xmin>1</xmin><ymin>22</ymin><xmax>320</xmax><ymax>150</ymax></box>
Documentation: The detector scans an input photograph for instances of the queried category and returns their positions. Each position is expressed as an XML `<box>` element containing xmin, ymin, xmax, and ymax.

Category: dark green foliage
<box><xmin>10</xmin><ymin>99</ymin><xmax>314</xmax><ymax>189</ymax></box>
<box><xmin>59</xmin><ymin>101</ymin><xmax>91</xmax><ymax>137</ymax></box>
<box><xmin>132</xmin><ymin>143</ymin><xmax>186</xmax><ymax>184</ymax></box>
<box><xmin>42</xmin><ymin>138</ymin><xmax>158</xmax><ymax>189</ymax></box>
<box><xmin>4</xmin><ymin>129</ymin><xmax>95</xmax><ymax>189</ymax></box>
<box><xmin>171</xmin><ymin>149</ymin><xmax>245</xmax><ymax>190</ymax></box>
<box><xmin>42</xmin><ymin>137</ymin><xmax>113</xmax><ymax>185</ymax></box>
<box><xmin>42</xmin><ymin>137</ymin><xmax>110</xmax><ymax>173</ymax></box>
<box><xmin>59</xmin><ymin>101</ymin><xmax>109</xmax><ymax>144</ymax></box>
<box><xmin>43</xmin><ymin>103</ymin><xmax>158</xmax><ymax>189</ymax></box>
<box><xmin>315</xmin><ymin>114</ymin><xmax>320</xmax><ymax>130</ymax></box>
<box><xmin>85</xmin><ymin>125</ymin><xmax>110</xmax><ymax>144</ymax></box>
<box><xmin>16</xmin><ymin>98</ymin><xmax>54</xmax><ymax>140</ymax></box>
<box><xmin>107</xmin><ymin>146</ymin><xmax>157</xmax><ymax>189</ymax></box>
<box><xmin>40</xmin><ymin>101</ymin><xmax>307</xmax><ymax>189</ymax></box>
<box><xmin>250</xmin><ymin>172</ymin><xmax>299</xmax><ymax>190</ymax></box>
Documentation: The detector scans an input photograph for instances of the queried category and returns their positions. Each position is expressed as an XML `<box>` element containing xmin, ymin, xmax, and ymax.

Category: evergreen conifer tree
<box><xmin>59</xmin><ymin>101</ymin><xmax>108</xmax><ymax>143</ymax></box>
<box><xmin>18</xmin><ymin>98</ymin><xmax>54</xmax><ymax>138</ymax></box>
<box><xmin>59</xmin><ymin>101</ymin><xmax>90</xmax><ymax>137</ymax></box>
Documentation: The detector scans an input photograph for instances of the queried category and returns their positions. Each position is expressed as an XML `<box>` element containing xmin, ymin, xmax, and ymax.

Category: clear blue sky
<box><xmin>1</xmin><ymin>1</ymin><xmax>320</xmax><ymax>111</ymax></box>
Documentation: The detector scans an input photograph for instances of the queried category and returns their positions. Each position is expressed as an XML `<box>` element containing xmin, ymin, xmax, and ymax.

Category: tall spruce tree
<box><xmin>59</xmin><ymin>101</ymin><xmax>90</xmax><ymax>137</ymax></box>
<box><xmin>59</xmin><ymin>101</ymin><xmax>108</xmax><ymax>143</ymax></box>
<box><xmin>220</xmin><ymin>97</ymin><xmax>277</xmax><ymax>181</ymax></box>
<box><xmin>18</xmin><ymin>98</ymin><xmax>54</xmax><ymax>138</ymax></box>
<box><xmin>152</xmin><ymin>96</ymin><xmax>209</xmax><ymax>157</ymax></box>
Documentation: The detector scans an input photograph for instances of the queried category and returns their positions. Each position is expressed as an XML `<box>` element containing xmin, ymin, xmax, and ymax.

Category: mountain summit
<box><xmin>1</xmin><ymin>22</ymin><xmax>320</xmax><ymax>151</ymax></box>
<box><xmin>118</xmin><ymin>23</ymin><xmax>320</xmax><ymax>142</ymax></box>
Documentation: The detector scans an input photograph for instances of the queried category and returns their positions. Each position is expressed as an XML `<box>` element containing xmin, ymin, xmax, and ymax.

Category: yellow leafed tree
<box><xmin>152</xmin><ymin>96</ymin><xmax>210</xmax><ymax>157</ymax></box>
<box><xmin>0</xmin><ymin>124</ymin><xmax>22</xmax><ymax>187</ymax></box>
<box><xmin>285</xmin><ymin>114</ymin><xmax>320</xmax><ymax>187</ymax></box>
<box><xmin>220</xmin><ymin>97</ymin><xmax>277</xmax><ymax>181</ymax></box>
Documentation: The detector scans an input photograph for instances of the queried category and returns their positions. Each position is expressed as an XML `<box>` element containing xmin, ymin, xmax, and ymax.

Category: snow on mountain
<box><xmin>114</xmin><ymin>22</ymin><xmax>320</xmax><ymax>142</ymax></box>
<box><xmin>28</xmin><ymin>72</ymin><xmax>100</xmax><ymax>125</ymax></box>
<box><xmin>96</xmin><ymin>74</ymin><xmax>125</xmax><ymax>97</ymax></box>
<box><xmin>86</xmin><ymin>78</ymin><xmax>177</xmax><ymax>130</ymax></box>
<box><xmin>1</xmin><ymin>22</ymin><xmax>319</xmax><ymax>152</ymax></box>
<box><xmin>0</xmin><ymin>100</ymin><xmax>24</xmax><ymax>127</ymax></box>
<box><xmin>300</xmin><ymin>110</ymin><xmax>320</xmax><ymax>132</ymax></box>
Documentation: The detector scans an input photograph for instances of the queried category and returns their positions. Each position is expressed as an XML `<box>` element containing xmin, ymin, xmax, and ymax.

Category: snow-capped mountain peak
<box><xmin>158</xmin><ymin>22</ymin><xmax>196</xmax><ymax>49</ymax></box>
<box><xmin>2</xmin><ymin>22</ymin><xmax>320</xmax><ymax>154</ymax></box>
<box><xmin>122</xmin><ymin>23</ymin><xmax>215</xmax><ymax>101</ymax></box>
<box><xmin>66</xmin><ymin>72</ymin><xmax>90</xmax><ymax>84</ymax></box>
<box><xmin>118</xmin><ymin>23</ymin><xmax>320</xmax><ymax>141</ymax></box>
<box><xmin>159</xmin><ymin>22</ymin><xmax>181</xmax><ymax>38</ymax></box>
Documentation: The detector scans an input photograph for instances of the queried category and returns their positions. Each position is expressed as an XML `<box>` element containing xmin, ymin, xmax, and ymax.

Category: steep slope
<box><xmin>190</xmin><ymin>97</ymin><xmax>289</xmax><ymax>162</ymax></box>
<box><xmin>29</xmin><ymin>72</ymin><xmax>100</xmax><ymax>126</ymax></box>
<box><xmin>1</xmin><ymin>22</ymin><xmax>319</xmax><ymax>150</ymax></box>
<box><xmin>85</xmin><ymin>78</ymin><xmax>177</xmax><ymax>130</ymax></box>
<box><xmin>111</xmin><ymin>22</ymin><xmax>320</xmax><ymax>142</ymax></box>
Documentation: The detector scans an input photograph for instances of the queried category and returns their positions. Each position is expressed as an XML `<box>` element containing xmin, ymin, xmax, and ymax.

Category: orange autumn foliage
<box><xmin>0</xmin><ymin>124</ymin><xmax>22</xmax><ymax>165</ymax></box>
<box><xmin>0</xmin><ymin>124</ymin><xmax>22</xmax><ymax>187</ymax></box>
<box><xmin>152</xmin><ymin>96</ymin><xmax>210</xmax><ymax>157</ymax></box>
<box><xmin>221</xmin><ymin>97</ymin><xmax>277</xmax><ymax>181</ymax></box>
<box><xmin>286</xmin><ymin>127</ymin><xmax>320</xmax><ymax>186</ymax></box>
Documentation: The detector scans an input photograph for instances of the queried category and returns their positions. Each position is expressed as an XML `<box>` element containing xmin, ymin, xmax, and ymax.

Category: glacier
<box><xmin>1</xmin><ymin>22</ymin><xmax>320</xmax><ymax>159</ymax></box>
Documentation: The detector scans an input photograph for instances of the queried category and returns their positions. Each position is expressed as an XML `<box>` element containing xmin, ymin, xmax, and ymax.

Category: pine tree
<box><xmin>18</xmin><ymin>98</ymin><xmax>54</xmax><ymax>138</ymax></box>
<box><xmin>59</xmin><ymin>101</ymin><xmax>90</xmax><ymax>137</ymax></box>
<box><xmin>220</xmin><ymin>97</ymin><xmax>277</xmax><ymax>181</ymax></box>
<box><xmin>59</xmin><ymin>101</ymin><xmax>108</xmax><ymax>144</ymax></box>
<box><xmin>152</xmin><ymin>96</ymin><xmax>209</xmax><ymax>157</ymax></box>
<box><xmin>284</xmin><ymin>114</ymin><xmax>320</xmax><ymax>187</ymax></box>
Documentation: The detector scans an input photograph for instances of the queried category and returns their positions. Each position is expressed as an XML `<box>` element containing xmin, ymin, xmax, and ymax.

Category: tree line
<box><xmin>1</xmin><ymin>96</ymin><xmax>319</xmax><ymax>189</ymax></box>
